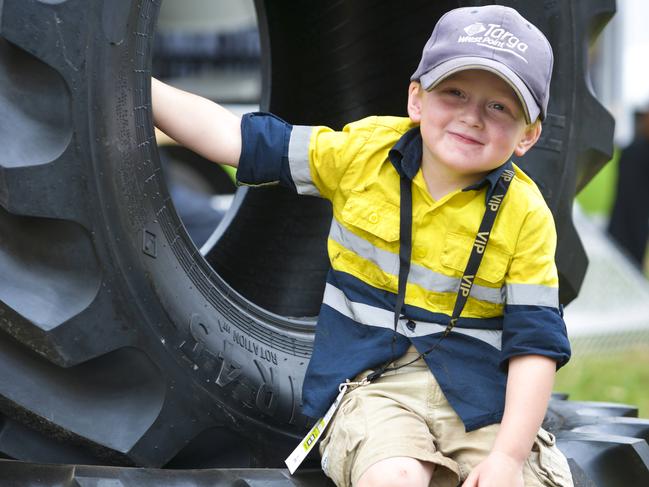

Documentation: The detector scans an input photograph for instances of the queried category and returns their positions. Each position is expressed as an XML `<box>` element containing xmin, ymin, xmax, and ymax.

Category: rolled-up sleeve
<box><xmin>501</xmin><ymin>204</ymin><xmax>571</xmax><ymax>368</ymax></box>
<box><xmin>236</xmin><ymin>112</ymin><xmax>296</xmax><ymax>190</ymax></box>
<box><xmin>237</xmin><ymin>112</ymin><xmax>376</xmax><ymax>200</ymax></box>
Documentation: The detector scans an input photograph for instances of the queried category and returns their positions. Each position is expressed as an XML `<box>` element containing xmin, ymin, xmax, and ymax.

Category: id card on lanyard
<box><xmin>285</xmin><ymin>378</ymin><xmax>368</xmax><ymax>474</ymax></box>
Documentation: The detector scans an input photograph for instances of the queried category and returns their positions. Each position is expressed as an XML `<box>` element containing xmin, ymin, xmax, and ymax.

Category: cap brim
<box><xmin>419</xmin><ymin>57</ymin><xmax>540</xmax><ymax>124</ymax></box>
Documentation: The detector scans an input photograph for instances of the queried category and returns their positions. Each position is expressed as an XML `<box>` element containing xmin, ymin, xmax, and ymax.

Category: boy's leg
<box><xmin>356</xmin><ymin>456</ymin><xmax>434</xmax><ymax>487</ymax></box>
<box><xmin>319</xmin><ymin>349</ymin><xmax>460</xmax><ymax>487</ymax></box>
<box><xmin>430</xmin><ymin>391</ymin><xmax>574</xmax><ymax>486</ymax></box>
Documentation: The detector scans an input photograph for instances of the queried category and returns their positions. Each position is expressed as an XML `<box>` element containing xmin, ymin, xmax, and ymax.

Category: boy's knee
<box><xmin>356</xmin><ymin>457</ymin><xmax>434</xmax><ymax>487</ymax></box>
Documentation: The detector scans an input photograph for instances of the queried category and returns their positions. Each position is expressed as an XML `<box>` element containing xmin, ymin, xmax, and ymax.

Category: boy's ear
<box><xmin>407</xmin><ymin>81</ymin><xmax>423</xmax><ymax>123</ymax></box>
<box><xmin>514</xmin><ymin>121</ymin><xmax>542</xmax><ymax>157</ymax></box>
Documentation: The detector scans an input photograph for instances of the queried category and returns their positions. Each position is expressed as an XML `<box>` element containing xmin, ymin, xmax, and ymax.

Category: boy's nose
<box><xmin>459</xmin><ymin>103</ymin><xmax>484</xmax><ymax>128</ymax></box>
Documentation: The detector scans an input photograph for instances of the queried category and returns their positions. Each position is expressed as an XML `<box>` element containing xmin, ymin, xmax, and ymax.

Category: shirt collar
<box><xmin>388</xmin><ymin>126</ymin><xmax>422</xmax><ymax>180</ymax></box>
<box><xmin>389</xmin><ymin>126</ymin><xmax>513</xmax><ymax>198</ymax></box>
<box><xmin>463</xmin><ymin>160</ymin><xmax>514</xmax><ymax>199</ymax></box>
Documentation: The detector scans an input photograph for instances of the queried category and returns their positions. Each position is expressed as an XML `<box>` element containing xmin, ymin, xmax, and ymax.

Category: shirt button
<box><xmin>414</xmin><ymin>246</ymin><xmax>427</xmax><ymax>260</ymax></box>
<box><xmin>368</xmin><ymin>212</ymin><xmax>379</xmax><ymax>224</ymax></box>
<box><xmin>406</xmin><ymin>320</ymin><xmax>416</xmax><ymax>331</ymax></box>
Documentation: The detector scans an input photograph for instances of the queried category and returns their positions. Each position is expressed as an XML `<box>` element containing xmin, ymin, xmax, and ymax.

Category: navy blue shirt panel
<box><xmin>237</xmin><ymin>112</ymin><xmax>296</xmax><ymax>191</ymax></box>
<box><xmin>501</xmin><ymin>304</ymin><xmax>571</xmax><ymax>369</ymax></box>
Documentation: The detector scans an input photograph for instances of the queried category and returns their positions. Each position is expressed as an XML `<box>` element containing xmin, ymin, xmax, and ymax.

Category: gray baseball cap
<box><xmin>411</xmin><ymin>5</ymin><xmax>553</xmax><ymax>123</ymax></box>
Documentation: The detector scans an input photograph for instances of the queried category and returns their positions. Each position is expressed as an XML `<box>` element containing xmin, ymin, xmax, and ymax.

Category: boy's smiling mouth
<box><xmin>448</xmin><ymin>131</ymin><xmax>484</xmax><ymax>145</ymax></box>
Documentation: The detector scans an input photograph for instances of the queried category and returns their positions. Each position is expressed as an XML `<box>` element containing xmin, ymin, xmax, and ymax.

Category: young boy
<box><xmin>152</xmin><ymin>5</ymin><xmax>573</xmax><ymax>486</ymax></box>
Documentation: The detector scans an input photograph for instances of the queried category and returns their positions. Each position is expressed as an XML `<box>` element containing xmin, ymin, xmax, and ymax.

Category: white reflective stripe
<box><xmin>323</xmin><ymin>283</ymin><xmax>394</xmax><ymax>330</ymax></box>
<box><xmin>329</xmin><ymin>218</ymin><xmax>400</xmax><ymax>275</ymax></box>
<box><xmin>330</xmin><ymin>218</ymin><xmax>504</xmax><ymax>304</ymax></box>
<box><xmin>323</xmin><ymin>283</ymin><xmax>502</xmax><ymax>350</ymax></box>
<box><xmin>397</xmin><ymin>321</ymin><xmax>502</xmax><ymax>350</ymax></box>
<box><xmin>408</xmin><ymin>262</ymin><xmax>457</xmax><ymax>294</ymax></box>
<box><xmin>409</xmin><ymin>262</ymin><xmax>503</xmax><ymax>304</ymax></box>
<box><xmin>288</xmin><ymin>125</ymin><xmax>319</xmax><ymax>196</ymax></box>
<box><xmin>506</xmin><ymin>283</ymin><xmax>558</xmax><ymax>307</ymax></box>
<box><xmin>466</xmin><ymin>281</ymin><xmax>503</xmax><ymax>304</ymax></box>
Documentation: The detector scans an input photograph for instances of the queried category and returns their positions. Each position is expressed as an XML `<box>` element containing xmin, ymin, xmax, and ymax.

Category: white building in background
<box><xmin>592</xmin><ymin>0</ymin><xmax>649</xmax><ymax>145</ymax></box>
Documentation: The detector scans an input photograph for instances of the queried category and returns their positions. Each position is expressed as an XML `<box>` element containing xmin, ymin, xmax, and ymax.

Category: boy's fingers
<box><xmin>461</xmin><ymin>470</ymin><xmax>479</xmax><ymax>487</ymax></box>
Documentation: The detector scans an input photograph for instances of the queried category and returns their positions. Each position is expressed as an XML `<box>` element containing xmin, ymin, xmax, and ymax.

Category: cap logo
<box><xmin>458</xmin><ymin>22</ymin><xmax>529</xmax><ymax>63</ymax></box>
<box><xmin>464</xmin><ymin>23</ymin><xmax>486</xmax><ymax>36</ymax></box>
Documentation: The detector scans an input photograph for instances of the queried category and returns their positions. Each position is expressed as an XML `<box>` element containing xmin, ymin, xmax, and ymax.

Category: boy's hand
<box><xmin>462</xmin><ymin>355</ymin><xmax>555</xmax><ymax>487</ymax></box>
<box><xmin>461</xmin><ymin>451</ymin><xmax>524</xmax><ymax>487</ymax></box>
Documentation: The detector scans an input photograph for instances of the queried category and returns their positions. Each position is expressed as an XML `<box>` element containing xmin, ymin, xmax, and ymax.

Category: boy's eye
<box><xmin>437</xmin><ymin>85</ymin><xmax>463</xmax><ymax>97</ymax></box>
<box><xmin>490</xmin><ymin>102</ymin><xmax>506</xmax><ymax>111</ymax></box>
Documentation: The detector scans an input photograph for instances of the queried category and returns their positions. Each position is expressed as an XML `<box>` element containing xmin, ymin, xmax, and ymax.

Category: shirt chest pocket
<box><xmin>341</xmin><ymin>190</ymin><xmax>400</xmax><ymax>244</ymax></box>
<box><xmin>440</xmin><ymin>232</ymin><xmax>511</xmax><ymax>284</ymax></box>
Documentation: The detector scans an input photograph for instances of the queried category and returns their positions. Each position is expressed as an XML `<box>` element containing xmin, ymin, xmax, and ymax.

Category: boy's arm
<box><xmin>462</xmin><ymin>354</ymin><xmax>556</xmax><ymax>487</ymax></box>
<box><xmin>151</xmin><ymin>78</ymin><xmax>242</xmax><ymax>167</ymax></box>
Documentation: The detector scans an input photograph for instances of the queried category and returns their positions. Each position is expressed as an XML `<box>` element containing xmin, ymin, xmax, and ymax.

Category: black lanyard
<box><xmin>366</xmin><ymin>166</ymin><xmax>514</xmax><ymax>382</ymax></box>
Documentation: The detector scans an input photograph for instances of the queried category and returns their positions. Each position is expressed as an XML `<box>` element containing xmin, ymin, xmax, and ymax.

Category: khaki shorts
<box><xmin>318</xmin><ymin>347</ymin><xmax>573</xmax><ymax>487</ymax></box>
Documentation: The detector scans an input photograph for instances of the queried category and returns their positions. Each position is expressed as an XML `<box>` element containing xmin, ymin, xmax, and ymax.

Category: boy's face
<box><xmin>407</xmin><ymin>70</ymin><xmax>541</xmax><ymax>182</ymax></box>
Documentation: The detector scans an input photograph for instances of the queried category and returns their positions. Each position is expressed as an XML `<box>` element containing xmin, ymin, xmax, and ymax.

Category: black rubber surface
<box><xmin>0</xmin><ymin>461</ymin><xmax>335</xmax><ymax>487</ymax></box>
<box><xmin>0</xmin><ymin>399</ymin><xmax>648</xmax><ymax>487</ymax></box>
<box><xmin>1</xmin><ymin>1</ymin><xmax>647</xmax><ymax>486</ymax></box>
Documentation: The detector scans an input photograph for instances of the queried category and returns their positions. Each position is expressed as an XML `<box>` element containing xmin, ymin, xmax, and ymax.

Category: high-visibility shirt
<box><xmin>237</xmin><ymin>113</ymin><xmax>570</xmax><ymax>431</ymax></box>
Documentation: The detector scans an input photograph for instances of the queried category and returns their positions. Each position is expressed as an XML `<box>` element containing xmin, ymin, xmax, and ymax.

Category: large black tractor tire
<box><xmin>1</xmin><ymin>0</ymin><xmax>647</xmax><ymax>485</ymax></box>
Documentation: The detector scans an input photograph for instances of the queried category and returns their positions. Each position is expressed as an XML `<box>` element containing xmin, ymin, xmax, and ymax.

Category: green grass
<box><xmin>554</xmin><ymin>344</ymin><xmax>649</xmax><ymax>418</ymax></box>
<box><xmin>563</xmin><ymin>152</ymin><xmax>649</xmax><ymax>416</ymax></box>
<box><xmin>575</xmin><ymin>148</ymin><xmax>620</xmax><ymax>216</ymax></box>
